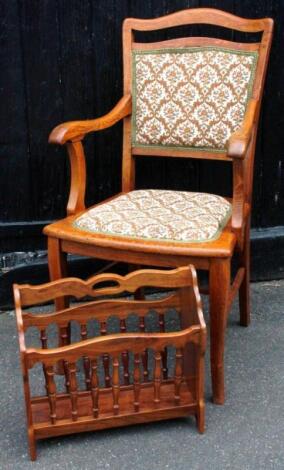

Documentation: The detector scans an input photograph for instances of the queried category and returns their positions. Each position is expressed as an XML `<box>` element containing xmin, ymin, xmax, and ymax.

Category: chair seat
<box><xmin>73</xmin><ymin>190</ymin><xmax>231</xmax><ymax>244</ymax></box>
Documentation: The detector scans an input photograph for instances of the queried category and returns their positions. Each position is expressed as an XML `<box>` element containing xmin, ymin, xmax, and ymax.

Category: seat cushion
<box><xmin>132</xmin><ymin>47</ymin><xmax>258</xmax><ymax>151</ymax></box>
<box><xmin>73</xmin><ymin>190</ymin><xmax>231</xmax><ymax>243</ymax></box>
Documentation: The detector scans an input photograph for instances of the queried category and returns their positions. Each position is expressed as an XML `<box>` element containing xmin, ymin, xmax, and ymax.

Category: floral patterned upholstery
<box><xmin>132</xmin><ymin>47</ymin><xmax>258</xmax><ymax>151</ymax></box>
<box><xmin>73</xmin><ymin>190</ymin><xmax>231</xmax><ymax>243</ymax></box>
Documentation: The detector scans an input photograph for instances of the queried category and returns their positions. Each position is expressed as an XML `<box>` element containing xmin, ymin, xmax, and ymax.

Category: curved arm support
<box><xmin>49</xmin><ymin>94</ymin><xmax>132</xmax><ymax>145</ymax></box>
<box><xmin>66</xmin><ymin>141</ymin><xmax>86</xmax><ymax>215</ymax></box>
<box><xmin>227</xmin><ymin>98</ymin><xmax>258</xmax><ymax>159</ymax></box>
<box><xmin>231</xmin><ymin>159</ymin><xmax>245</xmax><ymax>233</ymax></box>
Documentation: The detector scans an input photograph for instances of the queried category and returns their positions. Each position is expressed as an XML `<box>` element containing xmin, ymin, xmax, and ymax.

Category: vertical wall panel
<box><xmin>87</xmin><ymin>0</ymin><xmax>125</xmax><ymax>205</ymax></box>
<box><xmin>18</xmin><ymin>0</ymin><xmax>66</xmax><ymax>220</ymax></box>
<box><xmin>0</xmin><ymin>1</ymin><xmax>30</xmax><ymax>221</ymax></box>
<box><xmin>258</xmin><ymin>0</ymin><xmax>284</xmax><ymax>227</ymax></box>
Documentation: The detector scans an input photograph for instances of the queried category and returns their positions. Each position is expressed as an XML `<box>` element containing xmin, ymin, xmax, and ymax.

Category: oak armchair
<box><xmin>45</xmin><ymin>8</ymin><xmax>273</xmax><ymax>404</ymax></box>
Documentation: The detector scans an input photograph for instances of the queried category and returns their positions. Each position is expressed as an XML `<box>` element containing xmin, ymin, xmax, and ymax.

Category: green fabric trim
<box><xmin>132</xmin><ymin>46</ymin><xmax>259</xmax><ymax>57</ymax></box>
<box><xmin>131</xmin><ymin>46</ymin><xmax>259</xmax><ymax>152</ymax></box>
<box><xmin>132</xmin><ymin>143</ymin><xmax>226</xmax><ymax>153</ymax></box>
<box><xmin>72</xmin><ymin>200</ymin><xmax>232</xmax><ymax>245</ymax></box>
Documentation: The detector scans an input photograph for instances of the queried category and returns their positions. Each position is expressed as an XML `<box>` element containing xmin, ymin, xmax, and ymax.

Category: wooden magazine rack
<box><xmin>14</xmin><ymin>266</ymin><xmax>206</xmax><ymax>460</ymax></box>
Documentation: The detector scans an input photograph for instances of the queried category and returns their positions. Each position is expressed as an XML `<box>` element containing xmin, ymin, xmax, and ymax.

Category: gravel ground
<box><xmin>0</xmin><ymin>280</ymin><xmax>283</xmax><ymax>470</ymax></box>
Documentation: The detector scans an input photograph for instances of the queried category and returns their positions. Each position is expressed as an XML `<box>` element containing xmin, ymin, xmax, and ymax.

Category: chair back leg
<box><xmin>239</xmin><ymin>219</ymin><xmax>251</xmax><ymax>327</ymax></box>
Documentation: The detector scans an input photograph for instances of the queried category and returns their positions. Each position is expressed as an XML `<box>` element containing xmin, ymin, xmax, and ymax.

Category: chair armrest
<box><xmin>49</xmin><ymin>94</ymin><xmax>132</xmax><ymax>145</ymax></box>
<box><xmin>227</xmin><ymin>98</ymin><xmax>258</xmax><ymax>159</ymax></box>
<box><xmin>48</xmin><ymin>95</ymin><xmax>131</xmax><ymax>215</ymax></box>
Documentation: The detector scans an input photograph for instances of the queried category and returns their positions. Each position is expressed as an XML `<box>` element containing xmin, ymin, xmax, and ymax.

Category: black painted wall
<box><xmin>1</xmin><ymin>0</ymin><xmax>284</xmax><ymax>253</ymax></box>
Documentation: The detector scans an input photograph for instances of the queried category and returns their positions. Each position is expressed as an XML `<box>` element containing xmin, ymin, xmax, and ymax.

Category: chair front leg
<box><xmin>209</xmin><ymin>257</ymin><xmax>231</xmax><ymax>405</ymax></box>
<box><xmin>239</xmin><ymin>218</ymin><xmax>251</xmax><ymax>326</ymax></box>
<box><xmin>48</xmin><ymin>237</ymin><xmax>69</xmax><ymax>311</ymax></box>
<box><xmin>48</xmin><ymin>237</ymin><xmax>70</xmax><ymax>376</ymax></box>
<box><xmin>129</xmin><ymin>264</ymin><xmax>145</xmax><ymax>300</ymax></box>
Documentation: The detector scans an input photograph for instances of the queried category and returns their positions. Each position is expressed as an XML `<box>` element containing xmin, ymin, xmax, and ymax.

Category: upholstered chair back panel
<box><xmin>132</xmin><ymin>47</ymin><xmax>258</xmax><ymax>152</ymax></box>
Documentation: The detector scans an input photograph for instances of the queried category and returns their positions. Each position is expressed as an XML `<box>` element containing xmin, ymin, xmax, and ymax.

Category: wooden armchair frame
<box><xmin>44</xmin><ymin>8</ymin><xmax>273</xmax><ymax>404</ymax></box>
<box><xmin>14</xmin><ymin>266</ymin><xmax>206</xmax><ymax>460</ymax></box>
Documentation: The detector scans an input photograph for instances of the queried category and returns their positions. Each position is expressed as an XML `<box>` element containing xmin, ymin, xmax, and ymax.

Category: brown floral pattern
<box><xmin>73</xmin><ymin>190</ymin><xmax>232</xmax><ymax>243</ymax></box>
<box><xmin>132</xmin><ymin>47</ymin><xmax>258</xmax><ymax>151</ymax></box>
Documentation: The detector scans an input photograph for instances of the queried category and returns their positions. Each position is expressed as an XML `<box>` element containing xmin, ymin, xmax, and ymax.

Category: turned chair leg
<box><xmin>129</xmin><ymin>264</ymin><xmax>145</xmax><ymax>299</ymax></box>
<box><xmin>48</xmin><ymin>237</ymin><xmax>70</xmax><ymax>374</ymax></box>
<box><xmin>209</xmin><ymin>258</ymin><xmax>231</xmax><ymax>405</ymax></box>
<box><xmin>239</xmin><ymin>220</ymin><xmax>251</xmax><ymax>327</ymax></box>
<box><xmin>48</xmin><ymin>237</ymin><xmax>69</xmax><ymax>311</ymax></box>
